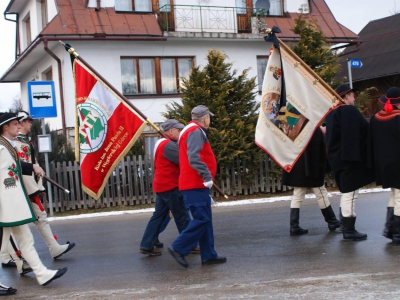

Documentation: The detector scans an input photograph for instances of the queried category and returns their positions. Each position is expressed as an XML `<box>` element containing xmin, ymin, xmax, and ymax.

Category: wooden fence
<box><xmin>44</xmin><ymin>155</ymin><xmax>336</xmax><ymax>212</ymax></box>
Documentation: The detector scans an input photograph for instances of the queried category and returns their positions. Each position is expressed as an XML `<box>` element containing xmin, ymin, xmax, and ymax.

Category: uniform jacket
<box><xmin>178</xmin><ymin>121</ymin><xmax>217</xmax><ymax>191</ymax></box>
<box><xmin>14</xmin><ymin>133</ymin><xmax>45</xmax><ymax>197</ymax></box>
<box><xmin>369</xmin><ymin>110</ymin><xmax>400</xmax><ymax>189</ymax></box>
<box><xmin>282</xmin><ymin>127</ymin><xmax>326</xmax><ymax>187</ymax></box>
<box><xmin>325</xmin><ymin>104</ymin><xmax>375</xmax><ymax>193</ymax></box>
<box><xmin>152</xmin><ymin>138</ymin><xmax>180</xmax><ymax>193</ymax></box>
<box><xmin>0</xmin><ymin>136</ymin><xmax>36</xmax><ymax>227</ymax></box>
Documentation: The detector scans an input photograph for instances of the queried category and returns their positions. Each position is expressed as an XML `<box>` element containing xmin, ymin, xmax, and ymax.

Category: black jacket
<box><xmin>325</xmin><ymin>104</ymin><xmax>375</xmax><ymax>193</ymax></box>
<box><xmin>282</xmin><ymin>127</ymin><xmax>327</xmax><ymax>187</ymax></box>
<box><xmin>369</xmin><ymin>110</ymin><xmax>400</xmax><ymax>189</ymax></box>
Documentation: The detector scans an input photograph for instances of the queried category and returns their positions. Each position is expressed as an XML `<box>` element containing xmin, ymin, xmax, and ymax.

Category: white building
<box><xmin>1</xmin><ymin>0</ymin><xmax>358</xmax><ymax>153</ymax></box>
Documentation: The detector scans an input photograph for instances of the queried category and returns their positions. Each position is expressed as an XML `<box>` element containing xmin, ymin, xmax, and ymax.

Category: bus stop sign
<box><xmin>27</xmin><ymin>81</ymin><xmax>57</xmax><ymax>118</ymax></box>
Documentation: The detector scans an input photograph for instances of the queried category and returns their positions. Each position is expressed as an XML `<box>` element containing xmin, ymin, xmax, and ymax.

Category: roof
<box><xmin>270</xmin><ymin>0</ymin><xmax>358</xmax><ymax>41</ymax></box>
<box><xmin>40</xmin><ymin>0</ymin><xmax>163</xmax><ymax>37</ymax></box>
<box><xmin>337</xmin><ymin>14</ymin><xmax>400</xmax><ymax>82</ymax></box>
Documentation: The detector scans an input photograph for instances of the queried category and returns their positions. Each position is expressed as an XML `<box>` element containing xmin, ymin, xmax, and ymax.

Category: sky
<box><xmin>0</xmin><ymin>0</ymin><xmax>399</xmax><ymax>111</ymax></box>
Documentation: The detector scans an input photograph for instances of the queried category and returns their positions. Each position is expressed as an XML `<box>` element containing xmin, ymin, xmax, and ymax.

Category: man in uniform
<box><xmin>325</xmin><ymin>84</ymin><xmax>375</xmax><ymax>241</ymax></box>
<box><xmin>0</xmin><ymin>112</ymin><xmax>67</xmax><ymax>286</ymax></box>
<box><xmin>14</xmin><ymin>110</ymin><xmax>75</xmax><ymax>259</ymax></box>
<box><xmin>282</xmin><ymin>126</ymin><xmax>341</xmax><ymax>235</ymax></box>
<box><xmin>368</xmin><ymin>87</ymin><xmax>400</xmax><ymax>245</ymax></box>
<box><xmin>139</xmin><ymin>119</ymin><xmax>189</xmax><ymax>256</ymax></box>
<box><xmin>168</xmin><ymin>105</ymin><xmax>226</xmax><ymax>268</ymax></box>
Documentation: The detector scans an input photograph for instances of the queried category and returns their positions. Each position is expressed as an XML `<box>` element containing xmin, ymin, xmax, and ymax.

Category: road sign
<box><xmin>350</xmin><ymin>59</ymin><xmax>363</xmax><ymax>68</ymax></box>
<box><xmin>27</xmin><ymin>81</ymin><xmax>57</xmax><ymax>118</ymax></box>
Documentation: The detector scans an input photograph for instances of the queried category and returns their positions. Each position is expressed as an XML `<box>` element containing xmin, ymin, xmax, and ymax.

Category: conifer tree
<box><xmin>291</xmin><ymin>13</ymin><xmax>341</xmax><ymax>86</ymax></box>
<box><xmin>163</xmin><ymin>49</ymin><xmax>261</xmax><ymax>172</ymax></box>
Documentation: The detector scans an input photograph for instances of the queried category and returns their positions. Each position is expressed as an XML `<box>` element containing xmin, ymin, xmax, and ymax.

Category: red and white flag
<box><xmin>255</xmin><ymin>38</ymin><xmax>340</xmax><ymax>172</ymax></box>
<box><xmin>74</xmin><ymin>59</ymin><xmax>146</xmax><ymax>199</ymax></box>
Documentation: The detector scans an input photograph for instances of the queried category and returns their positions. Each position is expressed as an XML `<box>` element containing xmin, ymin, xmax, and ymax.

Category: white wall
<box><xmin>284</xmin><ymin>0</ymin><xmax>309</xmax><ymax>13</ymax></box>
<box><xmin>48</xmin><ymin>0</ymin><xmax>59</xmax><ymax>24</ymax></box>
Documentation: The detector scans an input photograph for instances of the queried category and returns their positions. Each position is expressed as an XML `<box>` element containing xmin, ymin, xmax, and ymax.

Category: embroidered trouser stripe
<box><xmin>291</xmin><ymin>186</ymin><xmax>330</xmax><ymax>209</ymax></box>
<box><xmin>341</xmin><ymin>190</ymin><xmax>359</xmax><ymax>217</ymax></box>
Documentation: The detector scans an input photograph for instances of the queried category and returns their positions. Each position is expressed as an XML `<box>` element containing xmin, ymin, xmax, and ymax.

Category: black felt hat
<box><xmin>379</xmin><ymin>87</ymin><xmax>400</xmax><ymax>113</ymax></box>
<box><xmin>335</xmin><ymin>84</ymin><xmax>358</xmax><ymax>97</ymax></box>
<box><xmin>0</xmin><ymin>112</ymin><xmax>23</xmax><ymax>127</ymax></box>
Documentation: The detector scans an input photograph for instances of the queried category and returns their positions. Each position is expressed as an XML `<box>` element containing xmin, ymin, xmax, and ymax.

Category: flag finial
<box><xmin>59</xmin><ymin>40</ymin><xmax>79</xmax><ymax>58</ymax></box>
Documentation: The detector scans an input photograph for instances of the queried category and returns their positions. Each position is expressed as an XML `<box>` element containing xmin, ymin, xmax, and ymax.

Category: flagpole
<box><xmin>60</xmin><ymin>41</ymin><xmax>228</xmax><ymax>199</ymax></box>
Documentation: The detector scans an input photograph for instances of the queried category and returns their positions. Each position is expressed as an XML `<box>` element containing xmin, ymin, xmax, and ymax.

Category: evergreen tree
<box><xmin>291</xmin><ymin>13</ymin><xmax>341</xmax><ymax>87</ymax></box>
<box><xmin>163</xmin><ymin>49</ymin><xmax>262</xmax><ymax>177</ymax></box>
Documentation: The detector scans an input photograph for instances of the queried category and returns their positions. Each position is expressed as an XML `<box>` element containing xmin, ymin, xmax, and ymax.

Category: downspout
<box><xmin>4</xmin><ymin>12</ymin><xmax>20</xmax><ymax>60</ymax></box>
<box><xmin>43</xmin><ymin>39</ymin><xmax>67</xmax><ymax>147</ymax></box>
<box><xmin>96</xmin><ymin>0</ymin><xmax>101</xmax><ymax>11</ymax></box>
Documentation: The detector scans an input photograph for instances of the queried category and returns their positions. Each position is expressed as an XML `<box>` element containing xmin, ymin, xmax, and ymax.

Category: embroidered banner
<box><xmin>255</xmin><ymin>38</ymin><xmax>340</xmax><ymax>172</ymax></box>
<box><xmin>73</xmin><ymin>60</ymin><xmax>146</xmax><ymax>199</ymax></box>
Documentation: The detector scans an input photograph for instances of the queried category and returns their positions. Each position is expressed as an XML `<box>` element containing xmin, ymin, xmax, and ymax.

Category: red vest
<box><xmin>152</xmin><ymin>139</ymin><xmax>179</xmax><ymax>193</ymax></box>
<box><xmin>178</xmin><ymin>122</ymin><xmax>217</xmax><ymax>191</ymax></box>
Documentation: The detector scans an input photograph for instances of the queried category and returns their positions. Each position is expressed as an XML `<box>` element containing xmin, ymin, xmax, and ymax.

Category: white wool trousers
<box><xmin>290</xmin><ymin>186</ymin><xmax>331</xmax><ymax>209</ymax></box>
<box><xmin>340</xmin><ymin>190</ymin><xmax>359</xmax><ymax>217</ymax></box>
<box><xmin>0</xmin><ymin>225</ymin><xmax>57</xmax><ymax>285</ymax></box>
<box><xmin>388</xmin><ymin>188</ymin><xmax>400</xmax><ymax>217</ymax></box>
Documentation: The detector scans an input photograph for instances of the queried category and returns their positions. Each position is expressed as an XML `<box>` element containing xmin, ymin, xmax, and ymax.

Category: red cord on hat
<box><xmin>385</xmin><ymin>99</ymin><xmax>393</xmax><ymax>113</ymax></box>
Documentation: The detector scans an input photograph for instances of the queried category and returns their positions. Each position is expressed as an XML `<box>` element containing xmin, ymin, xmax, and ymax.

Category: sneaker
<box><xmin>201</xmin><ymin>256</ymin><xmax>227</xmax><ymax>265</ymax></box>
<box><xmin>140</xmin><ymin>248</ymin><xmax>161</xmax><ymax>256</ymax></box>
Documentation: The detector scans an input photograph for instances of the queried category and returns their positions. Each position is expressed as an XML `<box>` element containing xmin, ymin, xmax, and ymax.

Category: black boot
<box><xmin>342</xmin><ymin>217</ymin><xmax>367</xmax><ymax>241</ymax></box>
<box><xmin>383</xmin><ymin>207</ymin><xmax>394</xmax><ymax>240</ymax></box>
<box><xmin>339</xmin><ymin>207</ymin><xmax>344</xmax><ymax>232</ymax></box>
<box><xmin>392</xmin><ymin>215</ymin><xmax>400</xmax><ymax>246</ymax></box>
<box><xmin>321</xmin><ymin>205</ymin><xmax>341</xmax><ymax>231</ymax></box>
<box><xmin>290</xmin><ymin>208</ymin><xmax>308</xmax><ymax>236</ymax></box>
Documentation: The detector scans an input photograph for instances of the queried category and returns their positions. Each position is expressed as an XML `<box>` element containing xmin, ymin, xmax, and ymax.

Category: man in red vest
<box><xmin>140</xmin><ymin>119</ymin><xmax>189</xmax><ymax>256</ymax></box>
<box><xmin>168</xmin><ymin>105</ymin><xmax>226</xmax><ymax>268</ymax></box>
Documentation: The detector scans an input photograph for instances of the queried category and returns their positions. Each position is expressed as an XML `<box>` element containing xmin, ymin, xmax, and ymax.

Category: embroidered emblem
<box><xmin>4</xmin><ymin>177</ymin><xmax>17</xmax><ymax>189</ymax></box>
<box><xmin>269</xmin><ymin>66</ymin><xmax>282</xmax><ymax>80</ymax></box>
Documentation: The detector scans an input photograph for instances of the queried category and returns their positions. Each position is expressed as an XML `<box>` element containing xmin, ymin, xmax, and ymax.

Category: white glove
<box><xmin>203</xmin><ymin>181</ymin><xmax>213</xmax><ymax>189</ymax></box>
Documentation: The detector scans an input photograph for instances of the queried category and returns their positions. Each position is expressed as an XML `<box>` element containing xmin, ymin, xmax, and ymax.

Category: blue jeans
<box><xmin>171</xmin><ymin>188</ymin><xmax>218</xmax><ymax>261</ymax></box>
<box><xmin>140</xmin><ymin>187</ymin><xmax>189</xmax><ymax>250</ymax></box>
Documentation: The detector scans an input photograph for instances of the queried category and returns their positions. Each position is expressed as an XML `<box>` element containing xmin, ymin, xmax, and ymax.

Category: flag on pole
<box><xmin>255</xmin><ymin>27</ymin><xmax>341</xmax><ymax>172</ymax></box>
<box><xmin>73</xmin><ymin>59</ymin><xmax>146</xmax><ymax>199</ymax></box>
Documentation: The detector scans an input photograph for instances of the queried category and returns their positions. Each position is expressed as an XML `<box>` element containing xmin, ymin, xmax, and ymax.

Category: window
<box><xmin>121</xmin><ymin>57</ymin><xmax>193</xmax><ymax>96</ymax></box>
<box><xmin>43</xmin><ymin>68</ymin><xmax>53</xmax><ymax>81</ymax></box>
<box><xmin>257</xmin><ymin>56</ymin><xmax>269</xmax><ymax>93</ymax></box>
<box><xmin>115</xmin><ymin>0</ymin><xmax>151</xmax><ymax>12</ymax></box>
<box><xmin>41</xmin><ymin>0</ymin><xmax>48</xmax><ymax>29</ymax></box>
<box><xmin>253</xmin><ymin>0</ymin><xmax>282</xmax><ymax>16</ymax></box>
<box><xmin>24</xmin><ymin>14</ymin><xmax>31</xmax><ymax>47</ymax></box>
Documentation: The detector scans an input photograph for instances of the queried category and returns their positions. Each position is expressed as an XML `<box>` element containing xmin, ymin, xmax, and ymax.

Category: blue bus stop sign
<box><xmin>27</xmin><ymin>81</ymin><xmax>57</xmax><ymax>118</ymax></box>
<box><xmin>350</xmin><ymin>59</ymin><xmax>363</xmax><ymax>68</ymax></box>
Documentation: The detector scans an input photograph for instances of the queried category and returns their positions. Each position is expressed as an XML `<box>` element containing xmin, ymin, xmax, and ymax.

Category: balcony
<box><xmin>154</xmin><ymin>5</ymin><xmax>268</xmax><ymax>35</ymax></box>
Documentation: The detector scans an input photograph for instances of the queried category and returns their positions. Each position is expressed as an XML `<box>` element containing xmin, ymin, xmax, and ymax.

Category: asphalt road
<box><xmin>2</xmin><ymin>190</ymin><xmax>400</xmax><ymax>299</ymax></box>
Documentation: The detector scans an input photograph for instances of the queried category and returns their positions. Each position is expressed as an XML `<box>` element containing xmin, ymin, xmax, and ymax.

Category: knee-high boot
<box><xmin>392</xmin><ymin>215</ymin><xmax>400</xmax><ymax>246</ymax></box>
<box><xmin>290</xmin><ymin>208</ymin><xmax>308</xmax><ymax>236</ymax></box>
<box><xmin>383</xmin><ymin>207</ymin><xmax>395</xmax><ymax>240</ymax></box>
<box><xmin>342</xmin><ymin>217</ymin><xmax>367</xmax><ymax>241</ymax></box>
<box><xmin>320</xmin><ymin>205</ymin><xmax>341</xmax><ymax>231</ymax></box>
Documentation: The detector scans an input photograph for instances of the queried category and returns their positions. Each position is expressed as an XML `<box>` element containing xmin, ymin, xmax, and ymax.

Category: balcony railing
<box><xmin>154</xmin><ymin>5</ymin><xmax>268</xmax><ymax>34</ymax></box>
